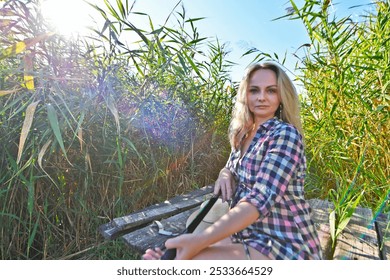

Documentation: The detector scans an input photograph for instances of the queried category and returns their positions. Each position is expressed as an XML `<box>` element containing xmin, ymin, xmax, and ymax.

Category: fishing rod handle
<box><xmin>160</xmin><ymin>248</ymin><xmax>177</xmax><ymax>260</ymax></box>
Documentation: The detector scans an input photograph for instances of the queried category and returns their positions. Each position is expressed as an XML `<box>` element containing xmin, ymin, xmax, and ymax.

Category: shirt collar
<box><xmin>259</xmin><ymin>117</ymin><xmax>280</xmax><ymax>131</ymax></box>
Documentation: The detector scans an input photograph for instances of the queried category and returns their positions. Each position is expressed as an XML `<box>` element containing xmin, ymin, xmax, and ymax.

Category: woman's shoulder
<box><xmin>269</xmin><ymin>119</ymin><xmax>303</xmax><ymax>141</ymax></box>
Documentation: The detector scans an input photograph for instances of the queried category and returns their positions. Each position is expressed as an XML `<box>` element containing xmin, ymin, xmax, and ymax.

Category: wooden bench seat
<box><xmin>99</xmin><ymin>185</ymin><xmax>389</xmax><ymax>260</ymax></box>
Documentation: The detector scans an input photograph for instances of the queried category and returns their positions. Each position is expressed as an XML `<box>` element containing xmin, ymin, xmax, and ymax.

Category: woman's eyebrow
<box><xmin>248</xmin><ymin>85</ymin><xmax>278</xmax><ymax>88</ymax></box>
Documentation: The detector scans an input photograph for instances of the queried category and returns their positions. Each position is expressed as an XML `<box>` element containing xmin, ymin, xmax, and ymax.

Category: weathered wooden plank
<box><xmin>333</xmin><ymin>207</ymin><xmax>379</xmax><ymax>260</ymax></box>
<box><xmin>376</xmin><ymin>213</ymin><xmax>390</xmax><ymax>260</ymax></box>
<box><xmin>121</xmin><ymin>208</ymin><xmax>196</xmax><ymax>254</ymax></box>
<box><xmin>99</xmin><ymin>185</ymin><xmax>214</xmax><ymax>240</ymax></box>
<box><xmin>99</xmin><ymin>221</ymin><xmax>121</xmax><ymax>240</ymax></box>
<box><xmin>168</xmin><ymin>186</ymin><xmax>214</xmax><ymax>205</ymax></box>
<box><xmin>114</xmin><ymin>185</ymin><xmax>213</xmax><ymax>228</ymax></box>
<box><xmin>308</xmin><ymin>199</ymin><xmax>333</xmax><ymax>259</ymax></box>
<box><xmin>308</xmin><ymin>198</ymin><xmax>333</xmax><ymax>223</ymax></box>
<box><xmin>306</xmin><ymin>199</ymin><xmax>380</xmax><ymax>260</ymax></box>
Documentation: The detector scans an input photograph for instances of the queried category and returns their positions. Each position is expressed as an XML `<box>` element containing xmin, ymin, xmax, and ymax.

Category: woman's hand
<box><xmin>164</xmin><ymin>202</ymin><xmax>259</xmax><ymax>260</ymax></box>
<box><xmin>142</xmin><ymin>235</ymin><xmax>203</xmax><ymax>260</ymax></box>
<box><xmin>142</xmin><ymin>247</ymin><xmax>164</xmax><ymax>260</ymax></box>
<box><xmin>164</xmin><ymin>234</ymin><xmax>204</xmax><ymax>260</ymax></box>
<box><xmin>214</xmin><ymin>168</ymin><xmax>234</xmax><ymax>202</ymax></box>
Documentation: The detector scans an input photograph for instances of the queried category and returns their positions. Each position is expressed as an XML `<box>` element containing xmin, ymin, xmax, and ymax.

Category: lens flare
<box><xmin>40</xmin><ymin>0</ymin><xmax>93</xmax><ymax>36</ymax></box>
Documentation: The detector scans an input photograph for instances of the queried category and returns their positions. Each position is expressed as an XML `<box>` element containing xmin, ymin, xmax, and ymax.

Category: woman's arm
<box><xmin>165</xmin><ymin>201</ymin><xmax>258</xmax><ymax>260</ymax></box>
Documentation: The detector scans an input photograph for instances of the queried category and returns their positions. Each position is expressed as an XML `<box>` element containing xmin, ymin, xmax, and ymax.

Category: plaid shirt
<box><xmin>226</xmin><ymin>117</ymin><xmax>322</xmax><ymax>260</ymax></box>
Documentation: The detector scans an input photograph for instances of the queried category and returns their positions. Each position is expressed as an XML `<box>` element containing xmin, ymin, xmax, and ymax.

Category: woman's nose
<box><xmin>257</xmin><ymin>91</ymin><xmax>265</xmax><ymax>101</ymax></box>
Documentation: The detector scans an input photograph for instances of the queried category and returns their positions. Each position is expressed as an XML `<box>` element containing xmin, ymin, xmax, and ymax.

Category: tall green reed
<box><xmin>283</xmin><ymin>0</ymin><xmax>389</xmax><ymax>211</ymax></box>
<box><xmin>276</xmin><ymin>0</ymin><xmax>390</xmax><ymax>258</ymax></box>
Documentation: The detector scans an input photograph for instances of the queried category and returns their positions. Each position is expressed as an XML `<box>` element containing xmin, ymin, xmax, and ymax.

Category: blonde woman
<box><xmin>143</xmin><ymin>62</ymin><xmax>322</xmax><ymax>260</ymax></box>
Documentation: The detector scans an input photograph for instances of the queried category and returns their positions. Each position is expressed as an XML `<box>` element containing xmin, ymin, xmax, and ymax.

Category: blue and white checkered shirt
<box><xmin>226</xmin><ymin>117</ymin><xmax>322</xmax><ymax>259</ymax></box>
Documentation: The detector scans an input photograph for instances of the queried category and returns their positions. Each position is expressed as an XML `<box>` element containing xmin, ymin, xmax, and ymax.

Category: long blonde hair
<box><xmin>229</xmin><ymin>61</ymin><xmax>303</xmax><ymax>149</ymax></box>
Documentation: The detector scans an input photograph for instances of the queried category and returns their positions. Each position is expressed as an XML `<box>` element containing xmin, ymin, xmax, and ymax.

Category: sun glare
<box><xmin>41</xmin><ymin>0</ymin><xmax>94</xmax><ymax>36</ymax></box>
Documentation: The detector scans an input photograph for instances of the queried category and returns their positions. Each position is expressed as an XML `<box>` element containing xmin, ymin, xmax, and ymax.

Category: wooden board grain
<box><xmin>121</xmin><ymin>208</ymin><xmax>196</xmax><ymax>254</ymax></box>
<box><xmin>99</xmin><ymin>185</ymin><xmax>214</xmax><ymax>240</ymax></box>
<box><xmin>307</xmin><ymin>199</ymin><xmax>333</xmax><ymax>259</ymax></box>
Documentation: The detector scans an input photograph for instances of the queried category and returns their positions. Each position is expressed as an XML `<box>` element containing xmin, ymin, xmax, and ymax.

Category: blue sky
<box><xmin>131</xmin><ymin>0</ymin><xmax>309</xmax><ymax>81</ymax></box>
<box><xmin>41</xmin><ymin>0</ymin><xmax>374</xmax><ymax>82</ymax></box>
<box><xmin>127</xmin><ymin>0</ymin><xmax>374</xmax><ymax>82</ymax></box>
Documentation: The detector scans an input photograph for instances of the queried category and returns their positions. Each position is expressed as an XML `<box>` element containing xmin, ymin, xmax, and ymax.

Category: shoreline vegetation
<box><xmin>0</xmin><ymin>0</ymin><xmax>388</xmax><ymax>259</ymax></box>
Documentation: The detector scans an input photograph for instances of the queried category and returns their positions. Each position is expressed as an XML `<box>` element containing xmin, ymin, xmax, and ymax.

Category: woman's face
<box><xmin>246</xmin><ymin>69</ymin><xmax>281</xmax><ymax>125</ymax></box>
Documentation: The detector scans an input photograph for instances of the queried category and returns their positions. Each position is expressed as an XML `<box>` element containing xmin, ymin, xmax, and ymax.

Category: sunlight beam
<box><xmin>41</xmin><ymin>0</ymin><xmax>94</xmax><ymax>37</ymax></box>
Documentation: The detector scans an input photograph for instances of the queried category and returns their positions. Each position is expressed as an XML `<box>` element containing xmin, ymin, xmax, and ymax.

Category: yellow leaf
<box><xmin>0</xmin><ymin>32</ymin><xmax>55</xmax><ymax>59</ymax></box>
<box><xmin>0</xmin><ymin>41</ymin><xmax>26</xmax><ymax>59</ymax></box>
<box><xmin>23</xmin><ymin>75</ymin><xmax>35</xmax><ymax>90</ymax></box>
<box><xmin>22</xmin><ymin>52</ymin><xmax>35</xmax><ymax>90</ymax></box>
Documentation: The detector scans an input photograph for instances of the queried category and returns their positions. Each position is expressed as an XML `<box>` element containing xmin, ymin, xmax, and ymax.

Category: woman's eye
<box><xmin>249</xmin><ymin>88</ymin><xmax>258</xmax><ymax>93</ymax></box>
<box><xmin>268</xmin><ymin>88</ymin><xmax>277</xmax><ymax>94</ymax></box>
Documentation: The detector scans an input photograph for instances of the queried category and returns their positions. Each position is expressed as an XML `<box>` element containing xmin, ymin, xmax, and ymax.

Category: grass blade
<box><xmin>46</xmin><ymin>103</ymin><xmax>71</xmax><ymax>164</ymax></box>
<box><xmin>0</xmin><ymin>87</ymin><xmax>21</xmax><ymax>96</ymax></box>
<box><xmin>38</xmin><ymin>139</ymin><xmax>52</xmax><ymax>169</ymax></box>
<box><xmin>17</xmin><ymin>101</ymin><xmax>39</xmax><ymax>164</ymax></box>
<box><xmin>106</xmin><ymin>96</ymin><xmax>120</xmax><ymax>134</ymax></box>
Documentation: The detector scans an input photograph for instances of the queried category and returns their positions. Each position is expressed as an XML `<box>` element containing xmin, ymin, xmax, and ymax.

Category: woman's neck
<box><xmin>254</xmin><ymin>116</ymin><xmax>274</xmax><ymax>129</ymax></box>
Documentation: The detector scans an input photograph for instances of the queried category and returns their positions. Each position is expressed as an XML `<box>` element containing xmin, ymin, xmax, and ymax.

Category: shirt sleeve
<box><xmin>223</xmin><ymin>148</ymin><xmax>241</xmax><ymax>184</ymax></box>
<box><xmin>239</xmin><ymin>125</ymin><xmax>305</xmax><ymax>218</ymax></box>
<box><xmin>224</xmin><ymin>148</ymin><xmax>237</xmax><ymax>173</ymax></box>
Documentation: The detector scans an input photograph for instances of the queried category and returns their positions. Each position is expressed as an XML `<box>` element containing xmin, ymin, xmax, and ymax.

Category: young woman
<box><xmin>143</xmin><ymin>62</ymin><xmax>322</xmax><ymax>260</ymax></box>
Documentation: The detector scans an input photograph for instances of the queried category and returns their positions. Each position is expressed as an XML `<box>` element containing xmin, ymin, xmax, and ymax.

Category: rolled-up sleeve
<box><xmin>240</xmin><ymin>125</ymin><xmax>304</xmax><ymax>218</ymax></box>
